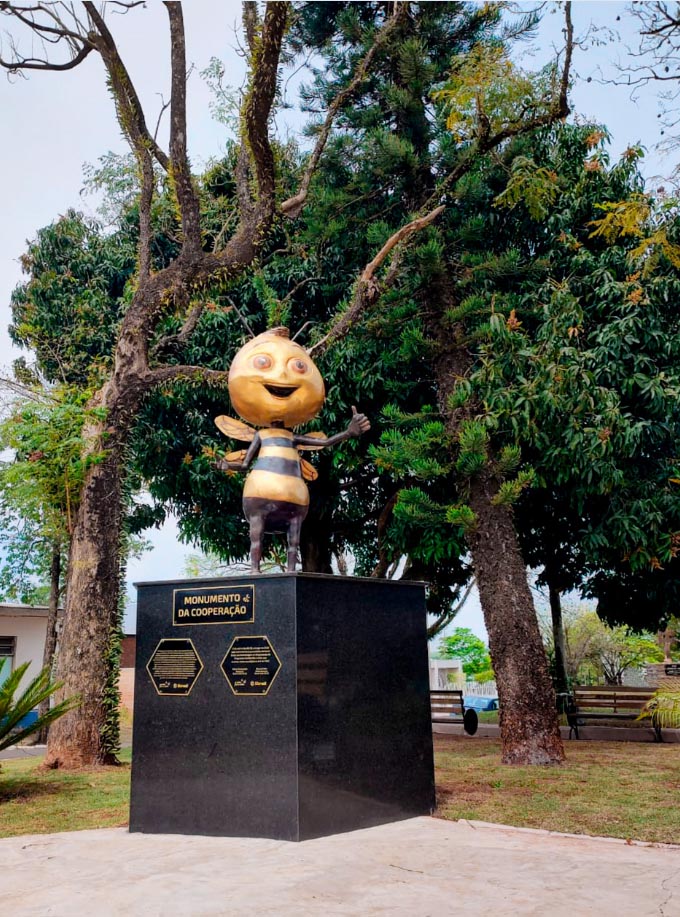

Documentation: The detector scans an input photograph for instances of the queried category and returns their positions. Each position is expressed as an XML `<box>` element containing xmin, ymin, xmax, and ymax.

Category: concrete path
<box><xmin>0</xmin><ymin>817</ymin><xmax>678</xmax><ymax>916</ymax></box>
<box><xmin>0</xmin><ymin>744</ymin><xmax>46</xmax><ymax>760</ymax></box>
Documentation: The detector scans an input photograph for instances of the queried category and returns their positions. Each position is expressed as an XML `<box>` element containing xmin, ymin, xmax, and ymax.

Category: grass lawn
<box><xmin>1</xmin><ymin>737</ymin><xmax>678</xmax><ymax>844</ymax></box>
<box><xmin>0</xmin><ymin>748</ymin><xmax>131</xmax><ymax>838</ymax></box>
<box><xmin>435</xmin><ymin>734</ymin><xmax>680</xmax><ymax>845</ymax></box>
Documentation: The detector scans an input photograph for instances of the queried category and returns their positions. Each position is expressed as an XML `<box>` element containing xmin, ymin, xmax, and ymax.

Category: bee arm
<box><xmin>295</xmin><ymin>431</ymin><xmax>349</xmax><ymax>449</ymax></box>
<box><xmin>241</xmin><ymin>433</ymin><xmax>262</xmax><ymax>469</ymax></box>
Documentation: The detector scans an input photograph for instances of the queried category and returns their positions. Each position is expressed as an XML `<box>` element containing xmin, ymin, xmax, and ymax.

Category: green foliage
<box><xmin>455</xmin><ymin>420</ymin><xmax>488</xmax><ymax>477</ymax></box>
<box><xmin>10</xmin><ymin>210</ymin><xmax>137</xmax><ymax>386</ymax></box>
<box><xmin>491</xmin><ymin>469</ymin><xmax>536</xmax><ymax>506</ymax></box>
<box><xmin>435</xmin><ymin>43</ymin><xmax>556</xmax><ymax>144</ymax></box>
<box><xmin>0</xmin><ymin>387</ymin><xmax>107</xmax><ymax>536</ymax></box>
<box><xmin>0</xmin><ymin>659</ymin><xmax>79</xmax><ymax>753</ymax></box>
<box><xmin>442</xmin><ymin>121</ymin><xmax>680</xmax><ymax>629</ymax></box>
<box><xmin>438</xmin><ymin>627</ymin><xmax>492</xmax><ymax>677</ymax></box>
<box><xmin>445</xmin><ymin>504</ymin><xmax>477</xmax><ymax>531</ymax></box>
<box><xmin>542</xmin><ymin>607</ymin><xmax>664</xmax><ymax>685</ymax></box>
<box><xmin>495</xmin><ymin>445</ymin><xmax>521</xmax><ymax>475</ymax></box>
<box><xmin>638</xmin><ymin>682</ymin><xmax>680</xmax><ymax>730</ymax></box>
<box><xmin>100</xmin><ymin>591</ymin><xmax>123</xmax><ymax>763</ymax></box>
<box><xmin>494</xmin><ymin>155</ymin><xmax>560</xmax><ymax>220</ymax></box>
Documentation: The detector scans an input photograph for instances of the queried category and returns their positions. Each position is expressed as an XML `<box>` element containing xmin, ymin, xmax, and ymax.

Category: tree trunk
<box><xmin>467</xmin><ymin>475</ymin><xmax>564</xmax><ymax>765</ymax></box>
<box><xmin>300</xmin><ymin>509</ymin><xmax>333</xmax><ymax>573</ymax></box>
<box><xmin>44</xmin><ymin>447</ymin><xmax>124</xmax><ymax>767</ymax></box>
<box><xmin>548</xmin><ymin>582</ymin><xmax>569</xmax><ymax>695</ymax></box>
<box><xmin>428</xmin><ymin>290</ymin><xmax>564</xmax><ymax>765</ymax></box>
<box><xmin>36</xmin><ymin>541</ymin><xmax>62</xmax><ymax>744</ymax></box>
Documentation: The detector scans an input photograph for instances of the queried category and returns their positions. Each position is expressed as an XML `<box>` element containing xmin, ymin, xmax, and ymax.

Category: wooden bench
<box><xmin>430</xmin><ymin>690</ymin><xmax>478</xmax><ymax>735</ymax></box>
<box><xmin>567</xmin><ymin>686</ymin><xmax>661</xmax><ymax>741</ymax></box>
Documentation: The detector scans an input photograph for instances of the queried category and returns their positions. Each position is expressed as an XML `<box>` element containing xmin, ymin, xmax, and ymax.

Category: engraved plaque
<box><xmin>665</xmin><ymin>663</ymin><xmax>680</xmax><ymax>676</ymax></box>
<box><xmin>146</xmin><ymin>638</ymin><xmax>203</xmax><ymax>696</ymax></box>
<box><xmin>173</xmin><ymin>584</ymin><xmax>254</xmax><ymax>626</ymax></box>
<box><xmin>221</xmin><ymin>635</ymin><xmax>281</xmax><ymax>696</ymax></box>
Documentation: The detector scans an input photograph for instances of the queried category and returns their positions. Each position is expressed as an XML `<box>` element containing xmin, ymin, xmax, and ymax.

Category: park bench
<box><xmin>567</xmin><ymin>686</ymin><xmax>661</xmax><ymax>741</ymax></box>
<box><xmin>430</xmin><ymin>689</ymin><xmax>479</xmax><ymax>735</ymax></box>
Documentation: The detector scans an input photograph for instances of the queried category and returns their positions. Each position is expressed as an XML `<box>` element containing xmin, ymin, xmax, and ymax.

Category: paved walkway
<box><xmin>0</xmin><ymin>817</ymin><xmax>678</xmax><ymax>916</ymax></box>
<box><xmin>0</xmin><ymin>744</ymin><xmax>45</xmax><ymax>760</ymax></box>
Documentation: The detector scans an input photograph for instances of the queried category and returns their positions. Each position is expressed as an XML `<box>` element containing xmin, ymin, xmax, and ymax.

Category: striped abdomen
<box><xmin>243</xmin><ymin>428</ymin><xmax>309</xmax><ymax>506</ymax></box>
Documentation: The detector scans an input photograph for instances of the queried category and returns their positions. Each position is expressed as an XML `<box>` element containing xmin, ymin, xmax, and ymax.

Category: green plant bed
<box><xmin>476</xmin><ymin>711</ymin><xmax>499</xmax><ymax>724</ymax></box>
<box><xmin>0</xmin><ymin>748</ymin><xmax>131</xmax><ymax>838</ymax></box>
<box><xmin>435</xmin><ymin>734</ymin><xmax>680</xmax><ymax>845</ymax></box>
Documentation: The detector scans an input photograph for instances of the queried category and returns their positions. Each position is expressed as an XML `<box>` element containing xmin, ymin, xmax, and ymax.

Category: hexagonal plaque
<box><xmin>146</xmin><ymin>638</ymin><xmax>204</xmax><ymax>696</ymax></box>
<box><xmin>221</xmin><ymin>635</ymin><xmax>281</xmax><ymax>696</ymax></box>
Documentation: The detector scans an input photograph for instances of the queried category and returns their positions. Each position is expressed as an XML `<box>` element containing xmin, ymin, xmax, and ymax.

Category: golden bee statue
<box><xmin>216</xmin><ymin>326</ymin><xmax>370</xmax><ymax>573</ymax></box>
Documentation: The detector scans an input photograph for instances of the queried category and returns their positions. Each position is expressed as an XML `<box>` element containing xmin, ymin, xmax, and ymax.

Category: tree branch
<box><xmin>150</xmin><ymin>298</ymin><xmax>213</xmax><ymax>360</ymax></box>
<box><xmin>144</xmin><ymin>364</ymin><xmax>230</xmax><ymax>387</ymax></box>
<box><xmin>242</xmin><ymin>2</ymin><xmax>288</xmax><ymax>209</ymax></box>
<box><xmin>83</xmin><ymin>2</ymin><xmax>169</xmax><ymax>172</ymax></box>
<box><xmin>0</xmin><ymin>42</ymin><xmax>92</xmax><ymax>70</ymax></box>
<box><xmin>281</xmin><ymin>5</ymin><xmax>407</xmax><ymax>219</ymax></box>
<box><xmin>164</xmin><ymin>2</ymin><xmax>201</xmax><ymax>255</ymax></box>
<box><xmin>309</xmin><ymin>206</ymin><xmax>445</xmax><ymax>357</ymax></box>
<box><xmin>426</xmin><ymin>580</ymin><xmax>475</xmax><ymax>640</ymax></box>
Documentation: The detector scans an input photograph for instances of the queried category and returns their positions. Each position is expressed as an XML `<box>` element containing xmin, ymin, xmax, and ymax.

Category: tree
<box><xmin>0</xmin><ymin>1</ymin><xmax>286</xmax><ymax>766</ymax></box>
<box><xmin>551</xmin><ymin>608</ymin><xmax>664</xmax><ymax>685</ymax></box>
<box><xmin>1</xmin><ymin>1</ymin><xmax>576</xmax><ymax>767</ymax></box>
<box><xmin>287</xmin><ymin>1</ymin><xmax>576</xmax><ymax>765</ymax></box>
<box><xmin>438</xmin><ymin>628</ymin><xmax>492</xmax><ymax>678</ymax></box>
<box><xmin>464</xmin><ymin>128</ymin><xmax>680</xmax><ymax>641</ymax></box>
<box><xmin>0</xmin><ymin>386</ymin><xmax>92</xmax><ymax>743</ymax></box>
<box><xmin>0</xmin><ymin>2</ymin><xmax>446</xmax><ymax>767</ymax></box>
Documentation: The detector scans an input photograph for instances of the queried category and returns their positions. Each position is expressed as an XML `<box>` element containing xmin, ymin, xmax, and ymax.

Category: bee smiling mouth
<box><xmin>264</xmin><ymin>384</ymin><xmax>298</xmax><ymax>398</ymax></box>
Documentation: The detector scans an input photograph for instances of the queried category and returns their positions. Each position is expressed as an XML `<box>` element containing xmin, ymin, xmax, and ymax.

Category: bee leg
<box><xmin>286</xmin><ymin>515</ymin><xmax>303</xmax><ymax>573</ymax></box>
<box><xmin>249</xmin><ymin>513</ymin><xmax>265</xmax><ymax>574</ymax></box>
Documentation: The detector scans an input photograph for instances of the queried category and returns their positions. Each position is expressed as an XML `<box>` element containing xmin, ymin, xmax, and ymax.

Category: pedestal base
<box><xmin>130</xmin><ymin>573</ymin><xmax>435</xmax><ymax>840</ymax></box>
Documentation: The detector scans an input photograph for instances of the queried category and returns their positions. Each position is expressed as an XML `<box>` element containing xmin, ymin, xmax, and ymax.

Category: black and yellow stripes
<box><xmin>243</xmin><ymin>428</ymin><xmax>309</xmax><ymax>506</ymax></box>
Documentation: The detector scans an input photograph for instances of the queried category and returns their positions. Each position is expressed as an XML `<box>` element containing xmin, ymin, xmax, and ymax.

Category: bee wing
<box><xmin>297</xmin><ymin>431</ymin><xmax>327</xmax><ymax>451</ymax></box>
<box><xmin>225</xmin><ymin>449</ymin><xmax>247</xmax><ymax>463</ymax></box>
<box><xmin>215</xmin><ymin>415</ymin><xmax>257</xmax><ymax>442</ymax></box>
<box><xmin>300</xmin><ymin>458</ymin><xmax>319</xmax><ymax>482</ymax></box>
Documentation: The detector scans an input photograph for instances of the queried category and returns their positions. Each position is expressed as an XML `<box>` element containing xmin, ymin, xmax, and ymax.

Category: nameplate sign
<box><xmin>664</xmin><ymin>663</ymin><xmax>680</xmax><ymax>677</ymax></box>
<box><xmin>146</xmin><ymin>638</ymin><xmax>203</xmax><ymax>696</ymax></box>
<box><xmin>173</xmin><ymin>585</ymin><xmax>255</xmax><ymax>626</ymax></box>
<box><xmin>221</xmin><ymin>635</ymin><xmax>281</xmax><ymax>696</ymax></box>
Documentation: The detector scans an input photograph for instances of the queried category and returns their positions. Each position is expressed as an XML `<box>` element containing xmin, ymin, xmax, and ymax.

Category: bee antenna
<box><xmin>291</xmin><ymin>320</ymin><xmax>316</xmax><ymax>343</ymax></box>
<box><xmin>226</xmin><ymin>297</ymin><xmax>255</xmax><ymax>338</ymax></box>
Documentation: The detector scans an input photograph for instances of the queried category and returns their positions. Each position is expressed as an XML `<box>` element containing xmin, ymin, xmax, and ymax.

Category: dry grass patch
<box><xmin>435</xmin><ymin>734</ymin><xmax>680</xmax><ymax>845</ymax></box>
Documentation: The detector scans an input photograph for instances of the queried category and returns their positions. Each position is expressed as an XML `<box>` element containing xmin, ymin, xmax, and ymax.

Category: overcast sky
<box><xmin>0</xmin><ymin>2</ymin><xmax>674</xmax><ymax>637</ymax></box>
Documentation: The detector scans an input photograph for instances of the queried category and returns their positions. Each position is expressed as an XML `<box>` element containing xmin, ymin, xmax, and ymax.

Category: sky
<box><xmin>0</xmin><ymin>1</ymin><xmax>675</xmax><ymax>638</ymax></box>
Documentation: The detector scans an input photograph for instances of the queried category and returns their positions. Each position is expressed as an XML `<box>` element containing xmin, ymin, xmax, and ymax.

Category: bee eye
<box><xmin>290</xmin><ymin>359</ymin><xmax>308</xmax><ymax>374</ymax></box>
<box><xmin>253</xmin><ymin>354</ymin><xmax>273</xmax><ymax>370</ymax></box>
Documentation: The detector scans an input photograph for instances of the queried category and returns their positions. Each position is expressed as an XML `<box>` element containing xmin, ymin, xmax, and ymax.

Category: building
<box><xmin>429</xmin><ymin>656</ymin><xmax>463</xmax><ymax>689</ymax></box>
<box><xmin>0</xmin><ymin>604</ymin><xmax>136</xmax><ymax>711</ymax></box>
<box><xmin>0</xmin><ymin>604</ymin><xmax>51</xmax><ymax>689</ymax></box>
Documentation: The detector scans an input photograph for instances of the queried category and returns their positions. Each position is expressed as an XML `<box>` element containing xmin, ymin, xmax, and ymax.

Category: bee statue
<box><xmin>215</xmin><ymin>326</ymin><xmax>370</xmax><ymax>573</ymax></box>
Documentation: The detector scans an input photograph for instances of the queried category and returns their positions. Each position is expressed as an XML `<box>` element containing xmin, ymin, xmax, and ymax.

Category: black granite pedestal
<box><xmin>129</xmin><ymin>573</ymin><xmax>435</xmax><ymax>841</ymax></box>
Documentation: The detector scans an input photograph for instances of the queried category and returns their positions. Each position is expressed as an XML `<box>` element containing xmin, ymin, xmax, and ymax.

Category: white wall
<box><xmin>0</xmin><ymin>607</ymin><xmax>48</xmax><ymax>691</ymax></box>
<box><xmin>429</xmin><ymin>658</ymin><xmax>463</xmax><ymax>690</ymax></box>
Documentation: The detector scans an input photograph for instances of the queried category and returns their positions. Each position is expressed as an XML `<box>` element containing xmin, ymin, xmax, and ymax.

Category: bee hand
<box><xmin>216</xmin><ymin>458</ymin><xmax>243</xmax><ymax>475</ymax></box>
<box><xmin>347</xmin><ymin>405</ymin><xmax>371</xmax><ymax>438</ymax></box>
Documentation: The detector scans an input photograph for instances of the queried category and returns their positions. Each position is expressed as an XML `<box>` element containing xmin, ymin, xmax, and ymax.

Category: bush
<box><xmin>0</xmin><ymin>659</ymin><xmax>79</xmax><ymax>752</ymax></box>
